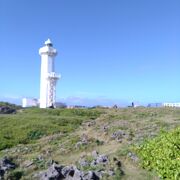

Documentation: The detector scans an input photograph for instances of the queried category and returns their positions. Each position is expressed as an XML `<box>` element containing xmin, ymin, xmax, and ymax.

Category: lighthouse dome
<box><xmin>39</xmin><ymin>39</ymin><xmax>57</xmax><ymax>56</ymax></box>
<box><xmin>45</xmin><ymin>38</ymin><xmax>53</xmax><ymax>46</ymax></box>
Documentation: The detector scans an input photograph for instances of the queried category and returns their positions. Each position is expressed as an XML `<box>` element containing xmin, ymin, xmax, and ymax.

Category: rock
<box><xmin>116</xmin><ymin>137</ymin><xmax>122</xmax><ymax>143</ymax></box>
<box><xmin>94</xmin><ymin>170</ymin><xmax>104</xmax><ymax>179</ymax></box>
<box><xmin>66</xmin><ymin>166</ymin><xmax>83</xmax><ymax>180</ymax></box>
<box><xmin>35</xmin><ymin>162</ymin><xmax>103</xmax><ymax>180</ymax></box>
<box><xmin>37</xmin><ymin>155</ymin><xmax>44</xmax><ymax>161</ymax></box>
<box><xmin>0</xmin><ymin>157</ymin><xmax>16</xmax><ymax>179</ymax></box>
<box><xmin>87</xmin><ymin>121</ymin><xmax>96</xmax><ymax>127</ymax></box>
<box><xmin>36</xmin><ymin>155</ymin><xmax>116</xmax><ymax>180</ymax></box>
<box><xmin>108</xmin><ymin>169</ymin><xmax>115</xmax><ymax>176</ymax></box>
<box><xmin>0</xmin><ymin>157</ymin><xmax>16</xmax><ymax>171</ymax></box>
<box><xmin>128</xmin><ymin>152</ymin><xmax>139</xmax><ymax>162</ymax></box>
<box><xmin>79</xmin><ymin>159</ymin><xmax>89</xmax><ymax>167</ymax></box>
<box><xmin>92</xmin><ymin>150</ymin><xmax>99</xmax><ymax>158</ymax></box>
<box><xmin>0</xmin><ymin>169</ymin><xmax>5</xmax><ymax>179</ymax></box>
<box><xmin>111</xmin><ymin>130</ymin><xmax>126</xmax><ymax>139</ymax></box>
<box><xmin>61</xmin><ymin>165</ymin><xmax>84</xmax><ymax>179</ymax></box>
<box><xmin>83</xmin><ymin>171</ymin><xmax>100</xmax><ymax>180</ymax></box>
<box><xmin>90</xmin><ymin>154</ymin><xmax>109</xmax><ymax>167</ymax></box>
<box><xmin>96</xmin><ymin>154</ymin><xmax>108</xmax><ymax>164</ymax></box>
<box><xmin>61</xmin><ymin>166</ymin><xmax>75</xmax><ymax>178</ymax></box>
<box><xmin>90</xmin><ymin>160</ymin><xmax>97</xmax><ymax>167</ymax></box>
<box><xmin>75</xmin><ymin>134</ymin><xmax>89</xmax><ymax>148</ymax></box>
<box><xmin>75</xmin><ymin>142</ymin><xmax>83</xmax><ymax>148</ymax></box>
<box><xmin>35</xmin><ymin>163</ymin><xmax>64</xmax><ymax>180</ymax></box>
<box><xmin>101</xmin><ymin>125</ymin><xmax>109</xmax><ymax>132</ymax></box>
<box><xmin>111</xmin><ymin>130</ymin><xmax>129</xmax><ymax>142</ymax></box>
<box><xmin>81</xmin><ymin>134</ymin><xmax>88</xmax><ymax>145</ymax></box>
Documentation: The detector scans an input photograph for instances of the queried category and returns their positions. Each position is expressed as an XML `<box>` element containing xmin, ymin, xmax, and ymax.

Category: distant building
<box><xmin>129</xmin><ymin>102</ymin><xmax>140</xmax><ymax>108</ymax></box>
<box><xmin>163</xmin><ymin>102</ymin><xmax>180</xmax><ymax>107</ymax></box>
<box><xmin>67</xmin><ymin>105</ymin><xmax>87</xmax><ymax>109</ymax></box>
<box><xmin>22</xmin><ymin>98</ymin><xmax>39</xmax><ymax>108</ymax></box>
<box><xmin>147</xmin><ymin>103</ymin><xmax>162</xmax><ymax>107</ymax></box>
<box><xmin>55</xmin><ymin>102</ymin><xmax>67</xmax><ymax>108</ymax></box>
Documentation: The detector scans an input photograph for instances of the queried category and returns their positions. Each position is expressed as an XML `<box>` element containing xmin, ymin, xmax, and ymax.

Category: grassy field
<box><xmin>0</xmin><ymin>108</ymin><xmax>102</xmax><ymax>150</ymax></box>
<box><xmin>0</xmin><ymin>107</ymin><xmax>179</xmax><ymax>179</ymax></box>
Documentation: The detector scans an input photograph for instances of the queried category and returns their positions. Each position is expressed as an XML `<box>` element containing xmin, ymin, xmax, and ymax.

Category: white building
<box><xmin>39</xmin><ymin>39</ymin><xmax>60</xmax><ymax>108</ymax></box>
<box><xmin>163</xmin><ymin>102</ymin><xmax>180</xmax><ymax>107</ymax></box>
<box><xmin>22</xmin><ymin>98</ymin><xmax>39</xmax><ymax>108</ymax></box>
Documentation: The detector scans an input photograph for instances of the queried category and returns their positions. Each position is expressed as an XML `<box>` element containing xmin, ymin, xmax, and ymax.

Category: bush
<box><xmin>135</xmin><ymin>127</ymin><xmax>180</xmax><ymax>179</ymax></box>
<box><xmin>27</xmin><ymin>130</ymin><xmax>45</xmax><ymax>140</ymax></box>
<box><xmin>7</xmin><ymin>169</ymin><xmax>24</xmax><ymax>180</ymax></box>
<box><xmin>95</xmin><ymin>139</ymin><xmax>104</xmax><ymax>146</ymax></box>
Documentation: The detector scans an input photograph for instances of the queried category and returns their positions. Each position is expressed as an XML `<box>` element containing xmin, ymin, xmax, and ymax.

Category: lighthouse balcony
<box><xmin>47</xmin><ymin>72</ymin><xmax>61</xmax><ymax>80</ymax></box>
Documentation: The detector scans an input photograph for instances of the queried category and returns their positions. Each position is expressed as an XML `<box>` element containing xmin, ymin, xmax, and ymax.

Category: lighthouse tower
<box><xmin>39</xmin><ymin>39</ymin><xmax>60</xmax><ymax>108</ymax></box>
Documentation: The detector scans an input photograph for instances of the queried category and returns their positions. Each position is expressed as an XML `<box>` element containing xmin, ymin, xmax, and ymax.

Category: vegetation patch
<box><xmin>0</xmin><ymin>108</ymin><xmax>103</xmax><ymax>150</ymax></box>
<box><xmin>6</xmin><ymin>169</ymin><xmax>24</xmax><ymax>180</ymax></box>
<box><xmin>135</xmin><ymin>127</ymin><xmax>180</xmax><ymax>179</ymax></box>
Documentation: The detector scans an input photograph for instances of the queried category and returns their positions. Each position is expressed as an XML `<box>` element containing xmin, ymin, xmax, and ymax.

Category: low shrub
<box><xmin>6</xmin><ymin>169</ymin><xmax>24</xmax><ymax>180</ymax></box>
<box><xmin>135</xmin><ymin>127</ymin><xmax>180</xmax><ymax>179</ymax></box>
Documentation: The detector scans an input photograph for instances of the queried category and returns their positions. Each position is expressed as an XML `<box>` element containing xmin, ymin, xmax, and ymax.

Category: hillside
<box><xmin>0</xmin><ymin>107</ymin><xmax>179</xmax><ymax>179</ymax></box>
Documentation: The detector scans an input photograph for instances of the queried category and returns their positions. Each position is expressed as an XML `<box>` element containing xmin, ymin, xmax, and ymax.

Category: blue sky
<box><xmin>0</xmin><ymin>0</ymin><xmax>180</xmax><ymax>106</ymax></box>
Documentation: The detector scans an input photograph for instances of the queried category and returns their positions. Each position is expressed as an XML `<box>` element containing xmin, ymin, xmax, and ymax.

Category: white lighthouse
<box><xmin>39</xmin><ymin>39</ymin><xmax>60</xmax><ymax>108</ymax></box>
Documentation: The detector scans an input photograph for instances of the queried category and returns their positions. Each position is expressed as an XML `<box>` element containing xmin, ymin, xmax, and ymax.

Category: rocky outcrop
<box><xmin>34</xmin><ymin>151</ymin><xmax>121</xmax><ymax>180</ymax></box>
<box><xmin>0</xmin><ymin>157</ymin><xmax>16</xmax><ymax>179</ymax></box>
<box><xmin>111</xmin><ymin>130</ymin><xmax>130</xmax><ymax>142</ymax></box>
<box><xmin>75</xmin><ymin>134</ymin><xmax>89</xmax><ymax>148</ymax></box>
<box><xmin>78</xmin><ymin>151</ymin><xmax>121</xmax><ymax>179</ymax></box>
<box><xmin>127</xmin><ymin>152</ymin><xmax>139</xmax><ymax>162</ymax></box>
<box><xmin>35</xmin><ymin>163</ymin><xmax>100</xmax><ymax>180</ymax></box>
<box><xmin>91</xmin><ymin>154</ymin><xmax>109</xmax><ymax>166</ymax></box>
<box><xmin>35</xmin><ymin>163</ymin><xmax>64</xmax><ymax>180</ymax></box>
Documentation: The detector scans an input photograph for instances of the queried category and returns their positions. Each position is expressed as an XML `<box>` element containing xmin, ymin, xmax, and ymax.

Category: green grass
<box><xmin>0</xmin><ymin>108</ymin><xmax>103</xmax><ymax>150</ymax></box>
